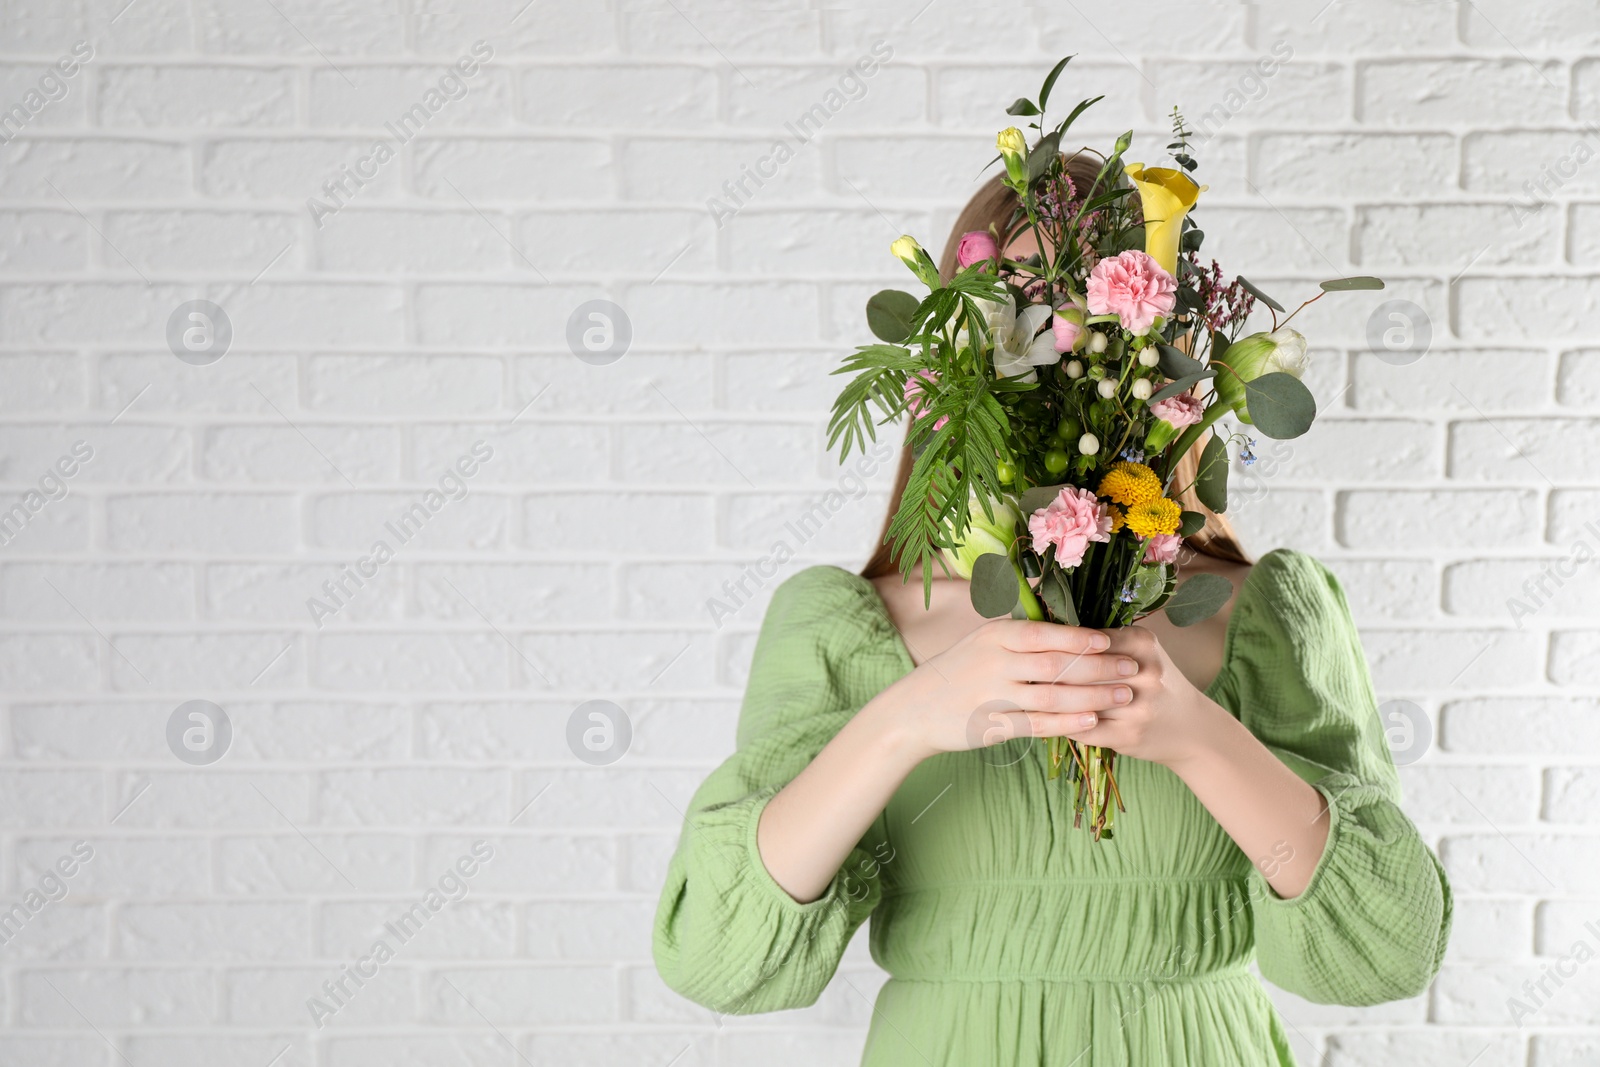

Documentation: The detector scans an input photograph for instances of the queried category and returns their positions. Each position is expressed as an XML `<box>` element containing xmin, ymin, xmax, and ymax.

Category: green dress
<box><xmin>653</xmin><ymin>549</ymin><xmax>1452</xmax><ymax>1065</ymax></box>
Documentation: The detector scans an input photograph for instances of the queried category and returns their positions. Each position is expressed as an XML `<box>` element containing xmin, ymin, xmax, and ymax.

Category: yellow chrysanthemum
<box><xmin>1097</xmin><ymin>462</ymin><xmax>1162</xmax><ymax>509</ymax></box>
<box><xmin>1107</xmin><ymin>505</ymin><xmax>1126</xmax><ymax>533</ymax></box>
<box><xmin>1124</xmin><ymin>497</ymin><xmax>1183</xmax><ymax>539</ymax></box>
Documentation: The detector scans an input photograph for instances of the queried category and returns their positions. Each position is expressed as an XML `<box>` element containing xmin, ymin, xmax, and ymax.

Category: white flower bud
<box><xmin>1138</xmin><ymin>348</ymin><xmax>1160</xmax><ymax>367</ymax></box>
<box><xmin>1096</xmin><ymin>378</ymin><xmax>1117</xmax><ymax>398</ymax></box>
<box><xmin>1132</xmin><ymin>378</ymin><xmax>1154</xmax><ymax>400</ymax></box>
<box><xmin>1065</xmin><ymin>359</ymin><xmax>1084</xmax><ymax>379</ymax></box>
<box><xmin>1088</xmin><ymin>332</ymin><xmax>1108</xmax><ymax>354</ymax></box>
<box><xmin>1078</xmin><ymin>433</ymin><xmax>1100</xmax><ymax>455</ymax></box>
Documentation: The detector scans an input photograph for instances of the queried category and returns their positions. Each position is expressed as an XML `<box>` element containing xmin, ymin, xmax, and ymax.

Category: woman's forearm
<box><xmin>1168</xmin><ymin>697</ymin><xmax>1332</xmax><ymax>899</ymax></box>
<box><xmin>754</xmin><ymin>692</ymin><xmax>927</xmax><ymax>904</ymax></box>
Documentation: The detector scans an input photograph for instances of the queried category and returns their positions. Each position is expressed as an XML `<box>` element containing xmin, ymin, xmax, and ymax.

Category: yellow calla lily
<box><xmin>1125</xmin><ymin>163</ymin><xmax>1204</xmax><ymax>275</ymax></box>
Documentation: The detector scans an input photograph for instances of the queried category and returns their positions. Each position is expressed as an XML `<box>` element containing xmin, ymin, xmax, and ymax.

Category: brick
<box><xmin>200</xmin><ymin>424</ymin><xmax>401</xmax><ymax>485</ymax></box>
<box><xmin>422</xmin><ymin>965</ymin><xmax>616</xmax><ymax>1025</ymax></box>
<box><xmin>414</xmin><ymin>562</ymin><xmax>610</xmax><ymax>624</ymax></box>
<box><xmin>310</xmin><ymin>634</ymin><xmax>512</xmax><ymax>693</ymax></box>
<box><xmin>614</xmin><ymin>419</ymin><xmax>819</xmax><ymax>486</ymax></box>
<box><xmin>626</xmin><ymin>8</ymin><xmax>820</xmax><ymax>56</ymax></box>
<box><xmin>216</xmin><ymin>833</ymin><xmax>413</xmax><ymax>895</ymax></box>
<box><xmin>518</xmin><ymin>491</ymin><xmax>712</xmax><ymax>554</ymax></box>
<box><xmin>314</xmin><ymin>210</ymin><xmax>514</xmax><ymax>275</ymax></box>
<box><xmin>1449</xmin><ymin>416</ymin><xmax>1600</xmax><ymax>480</ymax></box>
<box><xmin>99</xmin><ymin>209</ymin><xmax>300</xmax><ymax>273</ymax></box>
<box><xmin>1352</xmin><ymin>350</ymin><xmax>1553</xmax><ymax>412</ymax></box>
<box><xmin>97</xmin><ymin>353</ymin><xmax>297</xmax><ymax>415</ymax></box>
<box><xmin>307</xmin><ymin>354</ymin><xmax>503</xmax><ymax>414</ymax></box>
<box><xmin>1250</xmin><ymin>1</ymin><xmax>1459</xmax><ymax>53</ymax></box>
<box><xmin>307</xmin><ymin>491</ymin><xmax>511</xmax><ymax>552</ymax></box>
<box><xmin>1361</xmin><ymin>628</ymin><xmax>1541</xmax><ymax>692</ymax></box>
<box><xmin>17</xmin><ymin>968</ymin><xmax>214</xmax><ymax>1026</ymax></box>
<box><xmin>412</xmin><ymin>138</ymin><xmax>611</xmax><ymax>201</ymax></box>
<box><xmin>99</xmin><ymin>65</ymin><xmax>295</xmax><ymax>128</ymax></box>
<box><xmin>1463</xmin><ymin>130</ymin><xmax>1600</xmax><ymax>196</ymax></box>
<box><xmin>1445</xmin><ymin>558</ymin><xmax>1600</xmax><ymax>620</ymax></box>
<box><xmin>1442</xmin><ymin>697</ymin><xmax>1600</xmax><ymax>755</ymax></box>
<box><xmin>1356</xmin><ymin>203</ymin><xmax>1558</xmax><ymax>268</ymax></box>
<box><xmin>1338</xmin><ymin>490</ymin><xmax>1539</xmax><ymax>549</ymax></box>
<box><xmin>0</xmin><ymin>138</ymin><xmax>190</xmax><ymax>199</ymax></box>
<box><xmin>309</xmin><ymin>64</ymin><xmax>514</xmax><ymax>129</ymax></box>
<box><xmin>620</xmin><ymin>136</ymin><xmax>824</xmax><ymax>203</ymax></box>
<box><xmin>1322</xmin><ymin>557</ymin><xmax>1437</xmax><ymax>621</ymax></box>
<box><xmin>0</xmin><ymin>210</ymin><xmax>87</xmax><ymax>271</ymax></box>
<box><xmin>1255</xmin><ymin>133</ymin><xmax>1456</xmax><ymax>198</ymax></box>
<box><xmin>1462</xmin><ymin>0</ymin><xmax>1600</xmax><ymax>49</ymax></box>
<box><xmin>117</xmin><ymin>902</ymin><xmax>311</xmax><ymax>960</ymax></box>
<box><xmin>514</xmin><ymin>352</ymin><xmax>716</xmax><ymax>415</ymax></box>
<box><xmin>1</xmin><ymin>562</ymin><xmax>193</xmax><ymax>622</ymax></box>
<box><xmin>107</xmin><ymin>631</ymin><xmax>303</xmax><ymax>691</ymax></box>
<box><xmin>1550</xmin><ymin>630</ymin><xmax>1600</xmax><ymax>686</ymax></box>
<box><xmin>1359</xmin><ymin>59</ymin><xmax>1568</xmax><ymax>126</ymax></box>
<box><xmin>105</xmin><ymin>493</ymin><xmax>298</xmax><ymax>553</ymax></box>
<box><xmin>1447</xmin><ymin>898</ymin><xmax>1534</xmax><ymax>960</ymax></box>
<box><xmin>194</xmin><ymin>0</ymin><xmax>406</xmax><ymax>56</ymax></box>
<box><xmin>200</xmin><ymin>137</ymin><xmax>404</xmax><ymax>200</ymax></box>
<box><xmin>522</xmin><ymin>64</ymin><xmax>718</xmax><ymax>127</ymax></box>
<box><xmin>1440</xmin><ymin>833</ymin><xmax>1600</xmax><ymax>893</ymax></box>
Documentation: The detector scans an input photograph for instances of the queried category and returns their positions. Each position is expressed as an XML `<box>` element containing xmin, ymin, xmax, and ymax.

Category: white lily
<box><xmin>961</xmin><ymin>296</ymin><xmax>1059</xmax><ymax>382</ymax></box>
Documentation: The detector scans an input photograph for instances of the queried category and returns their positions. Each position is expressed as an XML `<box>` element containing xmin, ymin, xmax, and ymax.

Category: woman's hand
<box><xmin>868</xmin><ymin>618</ymin><xmax>1140</xmax><ymax>765</ymax></box>
<box><xmin>1064</xmin><ymin>624</ymin><xmax>1226</xmax><ymax>768</ymax></box>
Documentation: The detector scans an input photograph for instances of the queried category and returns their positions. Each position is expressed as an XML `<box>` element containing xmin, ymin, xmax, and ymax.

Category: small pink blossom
<box><xmin>956</xmin><ymin>230</ymin><xmax>999</xmax><ymax>270</ymax></box>
<box><xmin>1086</xmin><ymin>249</ymin><xmax>1177</xmax><ymax>335</ymax></box>
<box><xmin>904</xmin><ymin>370</ymin><xmax>948</xmax><ymax>431</ymax></box>
<box><xmin>1052</xmin><ymin>306</ymin><xmax>1085</xmax><ymax>353</ymax></box>
<box><xmin>1148</xmin><ymin>391</ymin><xmax>1204</xmax><ymax>428</ymax></box>
<box><xmin>1143</xmin><ymin>533</ymin><xmax>1182</xmax><ymax>564</ymax></box>
<box><xmin>1028</xmin><ymin>486</ymin><xmax>1112</xmax><ymax>568</ymax></box>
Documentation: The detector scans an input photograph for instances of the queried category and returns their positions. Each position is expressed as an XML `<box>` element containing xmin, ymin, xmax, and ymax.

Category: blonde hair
<box><xmin>861</xmin><ymin>155</ymin><xmax>1250</xmax><ymax>580</ymax></box>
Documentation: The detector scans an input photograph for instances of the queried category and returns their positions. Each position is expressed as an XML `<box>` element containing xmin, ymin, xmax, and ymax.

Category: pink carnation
<box><xmin>1086</xmin><ymin>250</ymin><xmax>1177</xmax><ymax>335</ymax></box>
<box><xmin>904</xmin><ymin>370</ymin><xmax>948</xmax><ymax>431</ymax></box>
<box><xmin>1148</xmin><ymin>391</ymin><xmax>1204</xmax><ymax>428</ymax></box>
<box><xmin>956</xmin><ymin>230</ymin><xmax>999</xmax><ymax>270</ymax></box>
<box><xmin>1028</xmin><ymin>486</ymin><xmax>1112</xmax><ymax>568</ymax></box>
<box><xmin>1142</xmin><ymin>533</ymin><xmax>1182</xmax><ymax>564</ymax></box>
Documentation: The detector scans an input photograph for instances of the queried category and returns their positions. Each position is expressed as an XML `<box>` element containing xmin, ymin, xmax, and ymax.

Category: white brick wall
<box><xmin>0</xmin><ymin>2</ymin><xmax>1596</xmax><ymax>1064</ymax></box>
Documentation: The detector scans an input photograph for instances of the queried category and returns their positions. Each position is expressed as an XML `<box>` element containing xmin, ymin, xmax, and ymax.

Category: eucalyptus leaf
<box><xmin>1156</xmin><ymin>343</ymin><xmax>1205</xmax><ymax>379</ymax></box>
<box><xmin>1181</xmin><ymin>227</ymin><xmax>1205</xmax><ymax>252</ymax></box>
<box><xmin>1006</xmin><ymin>97</ymin><xmax>1041</xmax><ymax>117</ymax></box>
<box><xmin>1319</xmin><ymin>276</ymin><xmax>1385</xmax><ymax>292</ymax></box>
<box><xmin>1244</xmin><ymin>372</ymin><xmax>1317</xmax><ymax>440</ymax></box>
<box><xmin>1126</xmin><ymin>564</ymin><xmax>1170</xmax><ymax>614</ymax></box>
<box><xmin>1038</xmin><ymin>56</ymin><xmax>1073</xmax><ymax>111</ymax></box>
<box><xmin>1038</xmin><ymin>567</ymin><xmax>1079</xmax><ymax>626</ymax></box>
<box><xmin>1178</xmin><ymin>510</ymin><xmax>1206</xmax><ymax>537</ymax></box>
<box><xmin>865</xmin><ymin>289</ymin><xmax>920</xmax><ymax>344</ymax></box>
<box><xmin>1164</xmin><ymin>572</ymin><xmax>1234</xmax><ymax>627</ymax></box>
<box><xmin>1148</xmin><ymin>372</ymin><xmax>1212</xmax><ymax>404</ymax></box>
<box><xmin>1019</xmin><ymin>483</ymin><xmax>1068</xmax><ymax>515</ymax></box>
<box><xmin>1236</xmin><ymin>276</ymin><xmax>1285</xmax><ymax>314</ymax></box>
<box><xmin>971</xmin><ymin>553</ymin><xmax>1020</xmax><ymax>618</ymax></box>
<box><xmin>1196</xmin><ymin>433</ymin><xmax>1228</xmax><ymax>513</ymax></box>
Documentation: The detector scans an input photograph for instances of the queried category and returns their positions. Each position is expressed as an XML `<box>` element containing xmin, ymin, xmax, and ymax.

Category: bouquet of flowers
<box><xmin>828</xmin><ymin>57</ymin><xmax>1382</xmax><ymax>840</ymax></box>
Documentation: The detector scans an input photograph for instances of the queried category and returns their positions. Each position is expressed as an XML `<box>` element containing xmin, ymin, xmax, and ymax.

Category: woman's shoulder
<box><xmin>759</xmin><ymin>564</ymin><xmax>889</xmax><ymax>639</ymax></box>
<box><xmin>1231</xmin><ymin>547</ymin><xmax>1358</xmax><ymax>643</ymax></box>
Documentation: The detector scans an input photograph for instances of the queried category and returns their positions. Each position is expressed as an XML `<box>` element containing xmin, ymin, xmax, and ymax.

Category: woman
<box><xmin>652</xmin><ymin>155</ymin><xmax>1452</xmax><ymax>1065</ymax></box>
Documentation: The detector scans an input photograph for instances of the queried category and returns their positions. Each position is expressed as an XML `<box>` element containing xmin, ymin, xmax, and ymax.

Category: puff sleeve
<box><xmin>1216</xmin><ymin>549</ymin><xmax>1453</xmax><ymax>1006</ymax></box>
<box><xmin>652</xmin><ymin>566</ymin><xmax>902</xmax><ymax>1015</ymax></box>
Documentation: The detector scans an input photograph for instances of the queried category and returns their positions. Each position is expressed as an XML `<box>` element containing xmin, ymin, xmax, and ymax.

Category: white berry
<box><xmin>1065</xmin><ymin>360</ymin><xmax>1084</xmax><ymax>379</ymax></box>
<box><xmin>1078</xmin><ymin>433</ymin><xmax>1099</xmax><ymax>455</ymax></box>
<box><xmin>1097</xmin><ymin>378</ymin><xmax>1117</xmax><ymax>398</ymax></box>
<box><xmin>1132</xmin><ymin>378</ymin><xmax>1154</xmax><ymax>400</ymax></box>
<box><xmin>1088</xmin><ymin>332</ymin><xmax>1108</xmax><ymax>354</ymax></box>
<box><xmin>1138</xmin><ymin>348</ymin><xmax>1160</xmax><ymax>367</ymax></box>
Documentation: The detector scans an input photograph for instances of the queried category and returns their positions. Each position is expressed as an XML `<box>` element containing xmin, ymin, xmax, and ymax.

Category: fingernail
<box><xmin>1090</xmin><ymin>632</ymin><xmax>1110</xmax><ymax>651</ymax></box>
<box><xmin>1078</xmin><ymin>713</ymin><xmax>1097</xmax><ymax>728</ymax></box>
<box><xmin>1117</xmin><ymin>657</ymin><xmax>1137</xmax><ymax>676</ymax></box>
<box><xmin>1113</xmin><ymin>686</ymin><xmax>1132</xmax><ymax>704</ymax></box>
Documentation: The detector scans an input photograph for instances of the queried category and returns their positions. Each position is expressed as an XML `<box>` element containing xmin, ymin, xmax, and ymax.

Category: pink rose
<box><xmin>1086</xmin><ymin>250</ymin><xmax>1177</xmax><ymax>335</ymax></box>
<box><xmin>1148</xmin><ymin>391</ymin><xmax>1204</xmax><ymax>428</ymax></box>
<box><xmin>1052</xmin><ymin>305</ymin><xmax>1086</xmax><ymax>353</ymax></box>
<box><xmin>1142</xmin><ymin>533</ymin><xmax>1182</xmax><ymax>564</ymax></box>
<box><xmin>904</xmin><ymin>370</ymin><xmax>948</xmax><ymax>431</ymax></box>
<box><xmin>956</xmin><ymin>230</ymin><xmax>999</xmax><ymax>270</ymax></box>
<box><xmin>1028</xmin><ymin>486</ymin><xmax>1112</xmax><ymax>568</ymax></box>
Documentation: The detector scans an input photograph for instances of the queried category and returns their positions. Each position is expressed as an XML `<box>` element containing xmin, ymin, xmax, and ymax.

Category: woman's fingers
<box><xmin>1010</xmin><ymin>648</ymin><xmax>1139</xmax><ymax>684</ymax></box>
<box><xmin>995</xmin><ymin>620</ymin><xmax>1110</xmax><ymax>656</ymax></box>
<box><xmin>1009</xmin><ymin>680</ymin><xmax>1131</xmax><ymax>716</ymax></box>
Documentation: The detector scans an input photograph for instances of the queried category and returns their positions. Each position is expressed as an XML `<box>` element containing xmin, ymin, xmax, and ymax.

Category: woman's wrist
<box><xmin>1159</xmin><ymin>688</ymin><xmax>1240</xmax><ymax>778</ymax></box>
<box><xmin>856</xmin><ymin>683</ymin><xmax>936</xmax><ymax>774</ymax></box>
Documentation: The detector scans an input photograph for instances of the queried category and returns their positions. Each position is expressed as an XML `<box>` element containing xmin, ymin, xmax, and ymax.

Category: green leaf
<box><xmin>865</xmin><ymin>289</ymin><xmax>920</xmax><ymax>344</ymax></box>
<box><xmin>1054</xmin><ymin>94</ymin><xmax>1103</xmax><ymax>137</ymax></box>
<box><xmin>1126</xmin><ymin>564</ymin><xmax>1170</xmax><ymax>614</ymax></box>
<box><xmin>1148</xmin><ymin>372</ymin><xmax>1212</xmax><ymax>404</ymax></box>
<box><xmin>1163</xmin><ymin>572</ymin><xmax>1234</xmax><ymax>627</ymax></box>
<box><xmin>1026</xmin><ymin>131</ymin><xmax>1061</xmax><ymax>182</ymax></box>
<box><xmin>1156</xmin><ymin>343</ymin><xmax>1205</xmax><ymax>379</ymax></box>
<box><xmin>1178</xmin><ymin>509</ymin><xmax>1206</xmax><ymax>537</ymax></box>
<box><xmin>1006</xmin><ymin>98</ymin><xmax>1040</xmax><ymax>116</ymax></box>
<box><xmin>1038</xmin><ymin>56</ymin><xmax>1073</xmax><ymax>112</ymax></box>
<box><xmin>1244</xmin><ymin>372</ymin><xmax>1317</xmax><ymax>440</ymax></box>
<box><xmin>1019</xmin><ymin>483</ymin><xmax>1068</xmax><ymax>515</ymax></box>
<box><xmin>1319</xmin><ymin>276</ymin><xmax>1386</xmax><ymax>292</ymax></box>
<box><xmin>1181</xmin><ymin>227</ymin><xmax>1204</xmax><ymax>252</ymax></box>
<box><xmin>1038</xmin><ymin>567</ymin><xmax>1078</xmax><ymax>626</ymax></box>
<box><xmin>970</xmin><ymin>553</ymin><xmax>1020</xmax><ymax>618</ymax></box>
<box><xmin>1236</xmin><ymin>276</ymin><xmax>1285</xmax><ymax>314</ymax></box>
<box><xmin>1196</xmin><ymin>434</ymin><xmax>1228</xmax><ymax>513</ymax></box>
